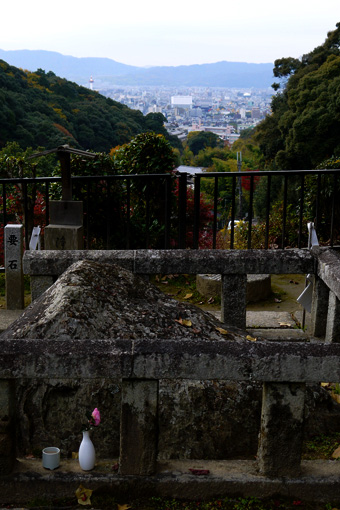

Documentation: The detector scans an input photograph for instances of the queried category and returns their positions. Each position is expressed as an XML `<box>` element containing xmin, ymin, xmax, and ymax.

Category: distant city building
<box><xmin>171</xmin><ymin>96</ymin><xmax>193</xmax><ymax>108</ymax></box>
<box><xmin>251</xmin><ymin>107</ymin><xmax>261</xmax><ymax>119</ymax></box>
<box><xmin>147</xmin><ymin>105</ymin><xmax>163</xmax><ymax>114</ymax></box>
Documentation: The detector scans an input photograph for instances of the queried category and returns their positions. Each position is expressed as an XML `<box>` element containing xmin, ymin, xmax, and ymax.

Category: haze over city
<box><xmin>3</xmin><ymin>0</ymin><xmax>340</xmax><ymax>67</ymax></box>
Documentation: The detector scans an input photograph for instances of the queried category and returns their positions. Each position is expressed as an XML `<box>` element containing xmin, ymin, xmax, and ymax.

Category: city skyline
<box><xmin>3</xmin><ymin>0</ymin><xmax>340</xmax><ymax>67</ymax></box>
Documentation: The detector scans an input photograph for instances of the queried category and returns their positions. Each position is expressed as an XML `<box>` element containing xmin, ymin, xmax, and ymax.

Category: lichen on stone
<box><xmin>4</xmin><ymin>259</ymin><xmax>246</xmax><ymax>342</ymax></box>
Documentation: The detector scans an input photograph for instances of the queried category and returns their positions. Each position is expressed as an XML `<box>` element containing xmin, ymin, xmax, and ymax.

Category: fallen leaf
<box><xmin>331</xmin><ymin>392</ymin><xmax>340</xmax><ymax>404</ymax></box>
<box><xmin>208</xmin><ymin>297</ymin><xmax>215</xmax><ymax>304</ymax></box>
<box><xmin>161</xmin><ymin>281</ymin><xmax>169</xmax><ymax>285</ymax></box>
<box><xmin>112</xmin><ymin>462</ymin><xmax>119</xmax><ymax>471</ymax></box>
<box><xmin>246</xmin><ymin>335</ymin><xmax>257</xmax><ymax>342</ymax></box>
<box><xmin>192</xmin><ymin>328</ymin><xmax>201</xmax><ymax>334</ymax></box>
<box><xmin>175</xmin><ymin>318</ymin><xmax>192</xmax><ymax>327</ymax></box>
<box><xmin>216</xmin><ymin>327</ymin><xmax>229</xmax><ymax>335</ymax></box>
<box><xmin>182</xmin><ymin>319</ymin><xmax>192</xmax><ymax>327</ymax></box>
<box><xmin>189</xmin><ymin>468</ymin><xmax>210</xmax><ymax>475</ymax></box>
<box><xmin>332</xmin><ymin>446</ymin><xmax>340</xmax><ymax>459</ymax></box>
<box><xmin>25</xmin><ymin>454</ymin><xmax>35</xmax><ymax>459</ymax></box>
<box><xmin>321</xmin><ymin>382</ymin><xmax>330</xmax><ymax>387</ymax></box>
<box><xmin>161</xmin><ymin>275</ymin><xmax>168</xmax><ymax>281</ymax></box>
<box><xmin>279</xmin><ymin>322</ymin><xmax>292</xmax><ymax>327</ymax></box>
<box><xmin>118</xmin><ymin>504</ymin><xmax>132</xmax><ymax>510</ymax></box>
<box><xmin>184</xmin><ymin>293</ymin><xmax>193</xmax><ymax>300</ymax></box>
<box><xmin>75</xmin><ymin>485</ymin><xmax>93</xmax><ymax>506</ymax></box>
<box><xmin>274</xmin><ymin>298</ymin><xmax>282</xmax><ymax>303</ymax></box>
<box><xmin>72</xmin><ymin>452</ymin><xmax>79</xmax><ymax>459</ymax></box>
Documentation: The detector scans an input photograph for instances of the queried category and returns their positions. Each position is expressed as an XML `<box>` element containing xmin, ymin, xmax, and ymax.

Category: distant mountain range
<box><xmin>0</xmin><ymin>49</ymin><xmax>274</xmax><ymax>88</ymax></box>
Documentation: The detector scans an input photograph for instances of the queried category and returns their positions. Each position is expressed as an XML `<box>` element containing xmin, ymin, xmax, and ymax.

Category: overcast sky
<box><xmin>2</xmin><ymin>1</ymin><xmax>339</xmax><ymax>67</ymax></box>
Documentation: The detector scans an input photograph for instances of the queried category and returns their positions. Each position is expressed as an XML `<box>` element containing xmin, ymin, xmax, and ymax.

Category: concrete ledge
<box><xmin>1</xmin><ymin>337</ymin><xmax>340</xmax><ymax>382</ymax></box>
<box><xmin>23</xmin><ymin>249</ymin><xmax>315</xmax><ymax>277</ymax></box>
<box><xmin>2</xmin><ymin>458</ymin><xmax>340</xmax><ymax>503</ymax></box>
<box><xmin>313</xmin><ymin>246</ymin><xmax>340</xmax><ymax>299</ymax></box>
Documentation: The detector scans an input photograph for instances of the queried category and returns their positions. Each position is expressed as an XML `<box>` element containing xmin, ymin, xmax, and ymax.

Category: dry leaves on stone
<box><xmin>246</xmin><ymin>335</ymin><xmax>257</xmax><ymax>342</ymax></box>
<box><xmin>215</xmin><ymin>327</ymin><xmax>229</xmax><ymax>335</ymax></box>
<box><xmin>175</xmin><ymin>318</ymin><xmax>192</xmax><ymax>327</ymax></box>
<box><xmin>279</xmin><ymin>322</ymin><xmax>292</xmax><ymax>328</ymax></box>
<box><xmin>75</xmin><ymin>485</ymin><xmax>93</xmax><ymax>505</ymax></box>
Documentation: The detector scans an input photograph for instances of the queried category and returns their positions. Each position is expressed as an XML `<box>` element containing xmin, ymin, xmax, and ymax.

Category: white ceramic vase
<box><xmin>79</xmin><ymin>430</ymin><xmax>95</xmax><ymax>470</ymax></box>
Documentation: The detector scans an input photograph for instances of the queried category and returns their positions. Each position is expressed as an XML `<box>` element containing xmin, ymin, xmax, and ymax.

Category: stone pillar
<box><xmin>311</xmin><ymin>276</ymin><xmax>329</xmax><ymax>338</ymax></box>
<box><xmin>4</xmin><ymin>224</ymin><xmax>24</xmax><ymax>310</ymax></box>
<box><xmin>44</xmin><ymin>200</ymin><xmax>83</xmax><ymax>250</ymax></box>
<box><xmin>221</xmin><ymin>274</ymin><xmax>247</xmax><ymax>329</ymax></box>
<box><xmin>44</xmin><ymin>225</ymin><xmax>83</xmax><ymax>250</ymax></box>
<box><xmin>257</xmin><ymin>382</ymin><xmax>306</xmax><ymax>478</ymax></box>
<box><xmin>325</xmin><ymin>291</ymin><xmax>340</xmax><ymax>343</ymax></box>
<box><xmin>120</xmin><ymin>379</ymin><xmax>158</xmax><ymax>475</ymax></box>
<box><xmin>0</xmin><ymin>380</ymin><xmax>16</xmax><ymax>474</ymax></box>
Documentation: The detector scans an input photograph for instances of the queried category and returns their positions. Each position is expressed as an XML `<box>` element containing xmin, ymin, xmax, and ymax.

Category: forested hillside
<box><xmin>0</xmin><ymin>60</ymin><xmax>180</xmax><ymax>152</ymax></box>
<box><xmin>254</xmin><ymin>22</ymin><xmax>340</xmax><ymax>170</ymax></box>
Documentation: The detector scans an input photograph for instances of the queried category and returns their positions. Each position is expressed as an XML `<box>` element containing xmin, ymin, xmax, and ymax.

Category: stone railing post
<box><xmin>0</xmin><ymin>380</ymin><xmax>16</xmax><ymax>474</ymax></box>
<box><xmin>325</xmin><ymin>291</ymin><xmax>340</xmax><ymax>342</ymax></box>
<box><xmin>221</xmin><ymin>274</ymin><xmax>247</xmax><ymax>329</ymax></box>
<box><xmin>4</xmin><ymin>224</ymin><xmax>24</xmax><ymax>310</ymax></box>
<box><xmin>311</xmin><ymin>276</ymin><xmax>329</xmax><ymax>338</ymax></box>
<box><xmin>119</xmin><ymin>379</ymin><xmax>158</xmax><ymax>475</ymax></box>
<box><xmin>257</xmin><ymin>382</ymin><xmax>306</xmax><ymax>478</ymax></box>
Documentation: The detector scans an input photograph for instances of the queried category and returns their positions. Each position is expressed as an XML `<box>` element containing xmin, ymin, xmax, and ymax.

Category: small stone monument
<box><xmin>29</xmin><ymin>145</ymin><xmax>96</xmax><ymax>251</ymax></box>
<box><xmin>4</xmin><ymin>224</ymin><xmax>24</xmax><ymax>309</ymax></box>
<box><xmin>44</xmin><ymin>146</ymin><xmax>85</xmax><ymax>250</ymax></box>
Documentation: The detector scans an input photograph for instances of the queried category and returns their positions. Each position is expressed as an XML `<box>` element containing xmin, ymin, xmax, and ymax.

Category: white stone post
<box><xmin>4</xmin><ymin>225</ymin><xmax>24</xmax><ymax>310</ymax></box>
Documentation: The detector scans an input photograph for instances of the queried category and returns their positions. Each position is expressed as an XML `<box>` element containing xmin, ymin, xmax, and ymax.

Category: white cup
<box><xmin>42</xmin><ymin>447</ymin><xmax>60</xmax><ymax>470</ymax></box>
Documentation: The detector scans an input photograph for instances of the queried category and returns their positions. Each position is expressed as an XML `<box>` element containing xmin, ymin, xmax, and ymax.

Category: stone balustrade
<box><xmin>0</xmin><ymin>247</ymin><xmax>337</xmax><ymax>502</ymax></box>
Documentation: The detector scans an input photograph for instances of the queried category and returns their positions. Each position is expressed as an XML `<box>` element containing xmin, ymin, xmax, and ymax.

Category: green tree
<box><xmin>254</xmin><ymin>22</ymin><xmax>340</xmax><ymax>170</ymax></box>
<box><xmin>112</xmin><ymin>132</ymin><xmax>177</xmax><ymax>248</ymax></box>
<box><xmin>186</xmin><ymin>131</ymin><xmax>223</xmax><ymax>156</ymax></box>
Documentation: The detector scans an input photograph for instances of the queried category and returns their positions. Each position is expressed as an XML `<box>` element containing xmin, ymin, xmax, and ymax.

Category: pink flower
<box><xmin>91</xmin><ymin>408</ymin><xmax>101</xmax><ymax>426</ymax></box>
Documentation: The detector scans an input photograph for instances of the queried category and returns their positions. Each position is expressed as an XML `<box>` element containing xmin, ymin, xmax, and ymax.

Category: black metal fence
<box><xmin>0</xmin><ymin>169</ymin><xmax>339</xmax><ymax>260</ymax></box>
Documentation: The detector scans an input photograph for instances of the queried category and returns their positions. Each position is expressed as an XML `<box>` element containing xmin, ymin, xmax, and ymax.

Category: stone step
<box><xmin>197</xmin><ymin>273</ymin><xmax>272</xmax><ymax>303</ymax></box>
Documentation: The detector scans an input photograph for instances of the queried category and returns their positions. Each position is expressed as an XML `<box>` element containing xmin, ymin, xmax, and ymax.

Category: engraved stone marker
<box><xmin>5</xmin><ymin>224</ymin><xmax>24</xmax><ymax>309</ymax></box>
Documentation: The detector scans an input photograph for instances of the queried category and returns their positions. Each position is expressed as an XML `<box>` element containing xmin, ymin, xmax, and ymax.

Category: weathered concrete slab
<box><xmin>23</xmin><ymin>249</ymin><xmax>135</xmax><ymax>276</ymax></box>
<box><xmin>247</xmin><ymin>311</ymin><xmax>295</xmax><ymax>329</ymax></box>
<box><xmin>250</xmin><ymin>329</ymin><xmax>309</xmax><ymax>342</ymax></box>
<box><xmin>313</xmin><ymin>246</ymin><xmax>340</xmax><ymax>299</ymax></box>
<box><xmin>1</xmin><ymin>336</ymin><xmax>340</xmax><ymax>381</ymax></box>
<box><xmin>23</xmin><ymin>249</ymin><xmax>315</xmax><ymax>277</ymax></box>
<box><xmin>2</xmin><ymin>458</ymin><xmax>340</xmax><ymax>503</ymax></box>
<box><xmin>196</xmin><ymin>274</ymin><xmax>272</xmax><ymax>303</ymax></box>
